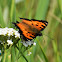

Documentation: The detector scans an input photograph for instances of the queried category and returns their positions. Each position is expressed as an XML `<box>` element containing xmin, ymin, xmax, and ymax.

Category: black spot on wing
<box><xmin>40</xmin><ymin>27</ymin><xmax>42</xmax><ymax>28</ymax></box>
<box><xmin>36</xmin><ymin>24</ymin><xmax>38</xmax><ymax>26</ymax></box>
<box><xmin>41</xmin><ymin>25</ymin><xmax>45</xmax><ymax>28</ymax></box>
<box><xmin>32</xmin><ymin>23</ymin><xmax>33</xmax><ymax>25</ymax></box>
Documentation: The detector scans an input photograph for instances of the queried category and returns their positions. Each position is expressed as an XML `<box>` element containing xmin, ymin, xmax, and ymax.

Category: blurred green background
<box><xmin>0</xmin><ymin>0</ymin><xmax>62</xmax><ymax>62</ymax></box>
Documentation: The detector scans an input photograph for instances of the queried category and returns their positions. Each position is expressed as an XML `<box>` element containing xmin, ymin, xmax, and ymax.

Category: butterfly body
<box><xmin>13</xmin><ymin>18</ymin><xmax>48</xmax><ymax>41</ymax></box>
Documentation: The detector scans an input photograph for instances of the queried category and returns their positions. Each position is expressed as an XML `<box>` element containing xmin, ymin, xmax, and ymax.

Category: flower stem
<box><xmin>15</xmin><ymin>45</ymin><xmax>28</xmax><ymax>62</ymax></box>
<box><xmin>3</xmin><ymin>49</ymin><xmax>6</xmax><ymax>62</ymax></box>
<box><xmin>3</xmin><ymin>43</ymin><xmax>7</xmax><ymax>62</ymax></box>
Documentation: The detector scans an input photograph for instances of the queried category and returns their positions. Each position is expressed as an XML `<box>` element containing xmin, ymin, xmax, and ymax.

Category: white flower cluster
<box><xmin>21</xmin><ymin>40</ymin><xmax>36</xmax><ymax>47</ymax></box>
<box><xmin>0</xmin><ymin>27</ymin><xmax>20</xmax><ymax>38</ymax></box>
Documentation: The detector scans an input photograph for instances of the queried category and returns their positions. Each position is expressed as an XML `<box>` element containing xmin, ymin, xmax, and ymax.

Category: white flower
<box><xmin>21</xmin><ymin>41</ymin><xmax>28</xmax><ymax>47</ymax></box>
<box><xmin>7</xmin><ymin>39</ymin><xmax>13</xmax><ymax>45</ymax></box>
<box><xmin>7</xmin><ymin>32</ymin><xmax>13</xmax><ymax>36</ymax></box>
<box><xmin>21</xmin><ymin>40</ymin><xmax>34</xmax><ymax>47</ymax></box>
<box><xmin>26</xmin><ymin>41</ymin><xmax>31</xmax><ymax>45</ymax></box>
<box><xmin>7</xmin><ymin>28</ymin><xmax>14</xmax><ymax>36</ymax></box>
<box><xmin>28</xmin><ymin>52</ymin><xmax>32</xmax><ymax>56</ymax></box>
<box><xmin>33</xmin><ymin>42</ymin><xmax>36</xmax><ymax>46</ymax></box>
<box><xmin>14</xmin><ymin>31</ymin><xmax>20</xmax><ymax>38</ymax></box>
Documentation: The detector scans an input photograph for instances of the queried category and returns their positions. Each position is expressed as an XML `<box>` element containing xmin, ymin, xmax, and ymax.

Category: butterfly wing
<box><xmin>13</xmin><ymin>18</ymin><xmax>48</xmax><ymax>41</ymax></box>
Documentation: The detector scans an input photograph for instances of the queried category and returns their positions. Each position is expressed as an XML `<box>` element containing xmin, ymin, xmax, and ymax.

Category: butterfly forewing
<box><xmin>22</xmin><ymin>19</ymin><xmax>48</xmax><ymax>31</ymax></box>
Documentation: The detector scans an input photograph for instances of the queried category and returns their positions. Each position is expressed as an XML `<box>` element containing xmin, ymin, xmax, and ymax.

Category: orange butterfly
<box><xmin>13</xmin><ymin>18</ymin><xmax>48</xmax><ymax>41</ymax></box>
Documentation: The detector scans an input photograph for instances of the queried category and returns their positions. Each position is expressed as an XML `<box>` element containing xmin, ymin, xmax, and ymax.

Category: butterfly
<box><xmin>13</xmin><ymin>18</ymin><xmax>48</xmax><ymax>41</ymax></box>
